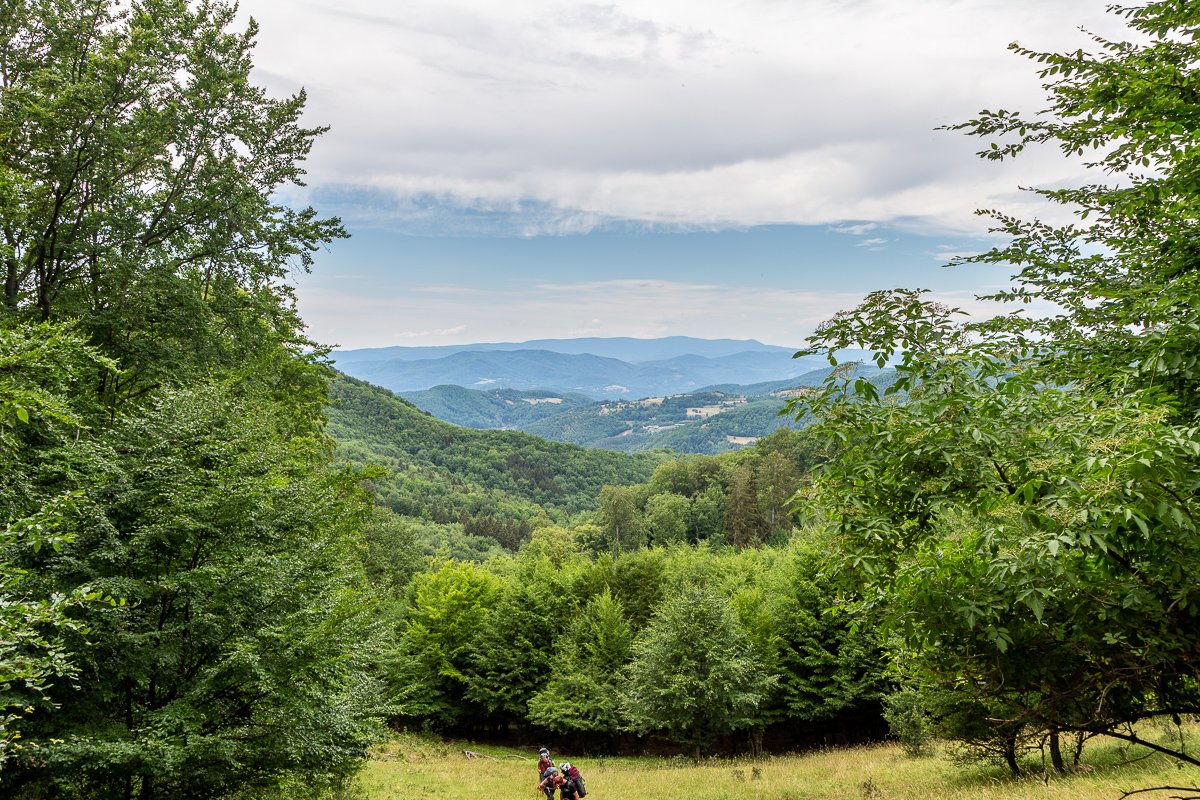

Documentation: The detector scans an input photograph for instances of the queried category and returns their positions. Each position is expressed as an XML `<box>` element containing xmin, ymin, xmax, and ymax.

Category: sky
<box><xmin>235</xmin><ymin>0</ymin><xmax>1117</xmax><ymax>350</ymax></box>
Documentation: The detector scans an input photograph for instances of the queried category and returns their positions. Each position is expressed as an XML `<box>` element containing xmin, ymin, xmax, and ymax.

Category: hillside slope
<box><xmin>398</xmin><ymin>385</ymin><xmax>595</xmax><ymax>429</ymax></box>
<box><xmin>395</xmin><ymin>366</ymin><xmax>897</xmax><ymax>455</ymax></box>
<box><xmin>326</xmin><ymin>374</ymin><xmax>664</xmax><ymax>546</ymax></box>
<box><xmin>521</xmin><ymin>390</ymin><xmax>797</xmax><ymax>454</ymax></box>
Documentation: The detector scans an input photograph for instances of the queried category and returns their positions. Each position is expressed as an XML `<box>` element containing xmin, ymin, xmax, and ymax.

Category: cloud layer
<box><xmin>244</xmin><ymin>0</ymin><xmax>1112</xmax><ymax>235</ymax></box>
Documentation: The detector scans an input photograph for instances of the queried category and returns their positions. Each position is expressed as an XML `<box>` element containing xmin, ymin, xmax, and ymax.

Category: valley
<box><xmin>334</xmin><ymin>338</ymin><xmax>891</xmax><ymax>454</ymax></box>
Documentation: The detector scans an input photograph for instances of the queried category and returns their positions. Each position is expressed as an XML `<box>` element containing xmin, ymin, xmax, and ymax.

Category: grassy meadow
<box><xmin>354</xmin><ymin>731</ymin><xmax>1200</xmax><ymax>800</ymax></box>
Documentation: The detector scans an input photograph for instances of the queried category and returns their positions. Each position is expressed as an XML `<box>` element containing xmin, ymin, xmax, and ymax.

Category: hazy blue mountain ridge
<box><xmin>332</xmin><ymin>335</ymin><xmax>799</xmax><ymax>365</ymax></box>
<box><xmin>335</xmin><ymin>340</ymin><xmax>845</xmax><ymax>399</ymax></box>
<box><xmin>345</xmin><ymin>349</ymin><xmax>645</xmax><ymax>397</ymax></box>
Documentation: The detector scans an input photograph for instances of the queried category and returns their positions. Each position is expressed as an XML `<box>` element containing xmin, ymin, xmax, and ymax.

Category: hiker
<box><xmin>536</xmin><ymin>746</ymin><xmax>554</xmax><ymax>776</ymax></box>
<box><xmin>559</xmin><ymin>761</ymin><xmax>587</xmax><ymax>799</ymax></box>
<box><xmin>537</xmin><ymin>764</ymin><xmax>564</xmax><ymax>800</ymax></box>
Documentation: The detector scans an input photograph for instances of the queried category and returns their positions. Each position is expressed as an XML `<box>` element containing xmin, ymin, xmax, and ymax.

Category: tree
<box><xmin>2</xmin><ymin>383</ymin><xmax>386</xmax><ymax>798</ymax></box>
<box><xmin>727</xmin><ymin>581</ymin><xmax>782</xmax><ymax>756</ymax></box>
<box><xmin>768</xmin><ymin>536</ymin><xmax>885</xmax><ymax>732</ymax></box>
<box><xmin>791</xmin><ymin>290</ymin><xmax>1200</xmax><ymax>769</ymax></box>
<box><xmin>386</xmin><ymin>560</ymin><xmax>500</xmax><ymax>728</ymax></box>
<box><xmin>944</xmin><ymin>1</ymin><xmax>1200</xmax><ymax>425</ymax></box>
<box><xmin>0</xmin><ymin>323</ymin><xmax>114</xmax><ymax>763</ymax></box>
<box><xmin>621</xmin><ymin>583</ymin><xmax>772</xmax><ymax>757</ymax></box>
<box><xmin>597</xmin><ymin>485</ymin><xmax>644</xmax><ymax>553</ymax></box>
<box><xmin>528</xmin><ymin>588</ymin><xmax>633</xmax><ymax>736</ymax></box>
<box><xmin>644</xmin><ymin>492</ymin><xmax>688</xmax><ymax>546</ymax></box>
<box><xmin>0</xmin><ymin>0</ymin><xmax>345</xmax><ymax>408</ymax></box>
<box><xmin>726</xmin><ymin>462</ymin><xmax>767</xmax><ymax>549</ymax></box>
<box><xmin>0</xmin><ymin>2</ymin><xmax>387</xmax><ymax>795</ymax></box>
<box><xmin>646</xmin><ymin>460</ymin><xmax>693</xmax><ymax>497</ymax></box>
<box><xmin>0</xmin><ymin>494</ymin><xmax>82</xmax><ymax>765</ymax></box>
<box><xmin>463</xmin><ymin>549</ymin><xmax>580</xmax><ymax>725</ymax></box>
<box><xmin>609</xmin><ymin>547</ymin><xmax>667</xmax><ymax>631</ymax></box>
<box><xmin>946</xmin><ymin>2</ymin><xmax>1200</xmax><ymax>762</ymax></box>
<box><xmin>784</xmin><ymin>2</ymin><xmax>1200</xmax><ymax>769</ymax></box>
<box><xmin>688</xmin><ymin>485</ymin><xmax>726</xmax><ymax>544</ymax></box>
<box><xmin>757</xmin><ymin>450</ymin><xmax>799</xmax><ymax>532</ymax></box>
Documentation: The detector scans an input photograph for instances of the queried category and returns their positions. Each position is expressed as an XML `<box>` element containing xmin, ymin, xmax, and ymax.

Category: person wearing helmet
<box><xmin>559</xmin><ymin>761</ymin><xmax>587</xmax><ymax>799</ymax></box>
<box><xmin>536</xmin><ymin>747</ymin><xmax>553</xmax><ymax>775</ymax></box>
<box><xmin>537</xmin><ymin>764</ymin><xmax>563</xmax><ymax>800</ymax></box>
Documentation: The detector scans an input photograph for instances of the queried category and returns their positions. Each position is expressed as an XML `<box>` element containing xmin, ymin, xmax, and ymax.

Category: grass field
<box><xmin>354</xmin><ymin>731</ymin><xmax>1200</xmax><ymax>800</ymax></box>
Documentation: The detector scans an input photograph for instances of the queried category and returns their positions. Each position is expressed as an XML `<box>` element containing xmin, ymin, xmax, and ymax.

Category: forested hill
<box><xmin>326</xmin><ymin>374</ymin><xmax>665</xmax><ymax>547</ymax></box>
<box><xmin>400</xmin><ymin>367</ymin><xmax>898</xmax><ymax>455</ymax></box>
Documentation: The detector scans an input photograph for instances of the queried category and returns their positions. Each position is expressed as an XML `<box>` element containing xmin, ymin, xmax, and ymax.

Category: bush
<box><xmin>882</xmin><ymin>689</ymin><xmax>934</xmax><ymax>757</ymax></box>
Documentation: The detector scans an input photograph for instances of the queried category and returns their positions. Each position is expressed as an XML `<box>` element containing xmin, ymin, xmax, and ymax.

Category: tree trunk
<box><xmin>750</xmin><ymin>727</ymin><xmax>764</xmax><ymax>758</ymax></box>
<box><xmin>1049</xmin><ymin>727</ymin><xmax>1065</xmax><ymax>774</ymax></box>
<box><xmin>1004</xmin><ymin>735</ymin><xmax>1020</xmax><ymax>776</ymax></box>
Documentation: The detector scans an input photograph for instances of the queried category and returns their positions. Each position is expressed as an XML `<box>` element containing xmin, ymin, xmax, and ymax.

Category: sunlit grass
<box><xmin>354</xmin><ymin>731</ymin><xmax>1200</xmax><ymax>800</ymax></box>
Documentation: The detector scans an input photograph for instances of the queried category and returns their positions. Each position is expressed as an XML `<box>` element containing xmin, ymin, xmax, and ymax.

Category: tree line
<box><xmin>379</xmin><ymin>530</ymin><xmax>886</xmax><ymax>757</ymax></box>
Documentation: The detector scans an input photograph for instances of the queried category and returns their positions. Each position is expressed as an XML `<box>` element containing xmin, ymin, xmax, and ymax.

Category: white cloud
<box><xmin>831</xmin><ymin>223</ymin><xmax>878</xmax><ymax>236</ymax></box>
<box><xmin>240</xmin><ymin>0</ymin><xmax>1115</xmax><ymax>235</ymax></box>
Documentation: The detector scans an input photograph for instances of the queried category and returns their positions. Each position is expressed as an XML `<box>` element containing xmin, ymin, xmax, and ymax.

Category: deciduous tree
<box><xmin>5</xmin><ymin>383</ymin><xmax>387</xmax><ymax>798</ymax></box>
<box><xmin>0</xmin><ymin>0</ymin><xmax>344</xmax><ymax>408</ymax></box>
<box><xmin>785</xmin><ymin>3</ymin><xmax>1200</xmax><ymax>769</ymax></box>
<box><xmin>621</xmin><ymin>584</ymin><xmax>772</xmax><ymax>757</ymax></box>
<box><xmin>644</xmin><ymin>492</ymin><xmax>689</xmax><ymax>545</ymax></box>
<box><xmin>528</xmin><ymin>588</ymin><xmax>632</xmax><ymax>736</ymax></box>
<box><xmin>597</xmin><ymin>485</ymin><xmax>643</xmax><ymax>553</ymax></box>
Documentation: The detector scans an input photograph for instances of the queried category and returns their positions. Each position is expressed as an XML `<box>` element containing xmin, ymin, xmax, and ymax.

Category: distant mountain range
<box><xmin>332</xmin><ymin>335</ymin><xmax>798</xmax><ymax>365</ymax></box>
<box><xmin>331</xmin><ymin>336</ymin><xmax>855</xmax><ymax>399</ymax></box>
